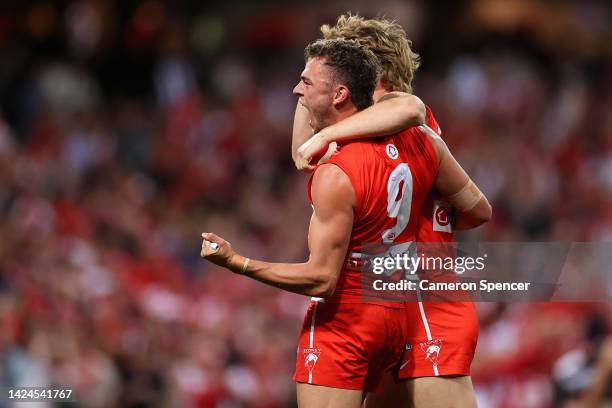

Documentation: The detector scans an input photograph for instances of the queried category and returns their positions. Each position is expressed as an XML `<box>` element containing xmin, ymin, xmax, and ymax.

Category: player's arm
<box><xmin>201</xmin><ymin>164</ymin><xmax>354</xmax><ymax>298</ymax></box>
<box><xmin>580</xmin><ymin>337</ymin><xmax>612</xmax><ymax>407</ymax></box>
<box><xmin>292</xmin><ymin>93</ymin><xmax>425</xmax><ymax>171</ymax></box>
<box><xmin>428</xmin><ymin>135</ymin><xmax>492</xmax><ymax>229</ymax></box>
<box><xmin>291</xmin><ymin>102</ymin><xmax>314</xmax><ymax>166</ymax></box>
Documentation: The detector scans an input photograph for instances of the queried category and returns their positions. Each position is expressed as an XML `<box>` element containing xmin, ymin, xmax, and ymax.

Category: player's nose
<box><xmin>293</xmin><ymin>82</ymin><xmax>303</xmax><ymax>96</ymax></box>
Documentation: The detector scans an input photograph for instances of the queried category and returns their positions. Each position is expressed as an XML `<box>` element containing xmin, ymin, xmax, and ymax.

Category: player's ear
<box><xmin>332</xmin><ymin>85</ymin><xmax>350</xmax><ymax>106</ymax></box>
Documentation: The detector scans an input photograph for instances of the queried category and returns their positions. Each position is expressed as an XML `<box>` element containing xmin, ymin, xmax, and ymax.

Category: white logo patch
<box><xmin>386</xmin><ymin>144</ymin><xmax>399</xmax><ymax>160</ymax></box>
<box><xmin>303</xmin><ymin>348</ymin><xmax>321</xmax><ymax>375</ymax></box>
<box><xmin>420</xmin><ymin>339</ymin><xmax>442</xmax><ymax>366</ymax></box>
<box><xmin>432</xmin><ymin>200</ymin><xmax>452</xmax><ymax>233</ymax></box>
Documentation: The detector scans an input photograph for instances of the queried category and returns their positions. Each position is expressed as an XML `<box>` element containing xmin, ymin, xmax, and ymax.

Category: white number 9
<box><xmin>382</xmin><ymin>163</ymin><xmax>413</xmax><ymax>243</ymax></box>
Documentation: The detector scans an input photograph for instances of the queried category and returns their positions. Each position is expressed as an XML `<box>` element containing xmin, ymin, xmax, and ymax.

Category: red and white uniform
<box><xmin>294</xmin><ymin>122</ymin><xmax>439</xmax><ymax>393</ymax></box>
<box><xmin>398</xmin><ymin>107</ymin><xmax>479</xmax><ymax>379</ymax></box>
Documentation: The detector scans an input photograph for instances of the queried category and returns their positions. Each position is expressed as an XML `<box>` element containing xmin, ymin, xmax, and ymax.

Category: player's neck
<box><xmin>330</xmin><ymin>103</ymin><xmax>359</xmax><ymax>126</ymax></box>
<box><xmin>373</xmin><ymin>85</ymin><xmax>391</xmax><ymax>103</ymax></box>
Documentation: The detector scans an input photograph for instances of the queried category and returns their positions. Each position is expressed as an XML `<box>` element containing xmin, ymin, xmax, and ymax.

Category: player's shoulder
<box><xmin>329</xmin><ymin>138</ymin><xmax>380</xmax><ymax>162</ymax></box>
<box><xmin>387</xmin><ymin>104</ymin><xmax>440</xmax><ymax>141</ymax></box>
<box><xmin>311</xmin><ymin>163</ymin><xmax>355</xmax><ymax>209</ymax></box>
<box><xmin>313</xmin><ymin>161</ymin><xmax>349</xmax><ymax>180</ymax></box>
<box><xmin>424</xmin><ymin>105</ymin><xmax>442</xmax><ymax>136</ymax></box>
<box><xmin>336</xmin><ymin>138</ymin><xmax>378</xmax><ymax>151</ymax></box>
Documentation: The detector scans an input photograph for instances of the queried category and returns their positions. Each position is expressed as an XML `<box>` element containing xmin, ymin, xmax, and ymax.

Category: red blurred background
<box><xmin>0</xmin><ymin>1</ymin><xmax>610</xmax><ymax>407</ymax></box>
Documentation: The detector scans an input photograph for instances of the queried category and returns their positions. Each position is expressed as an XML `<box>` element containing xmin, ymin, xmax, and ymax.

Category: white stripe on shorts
<box><xmin>308</xmin><ymin>302</ymin><xmax>318</xmax><ymax>383</ymax></box>
<box><xmin>416</xmin><ymin>288</ymin><xmax>439</xmax><ymax>376</ymax></box>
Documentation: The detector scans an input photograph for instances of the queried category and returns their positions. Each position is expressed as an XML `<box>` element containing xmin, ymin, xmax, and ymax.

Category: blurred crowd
<box><xmin>0</xmin><ymin>1</ymin><xmax>610</xmax><ymax>407</ymax></box>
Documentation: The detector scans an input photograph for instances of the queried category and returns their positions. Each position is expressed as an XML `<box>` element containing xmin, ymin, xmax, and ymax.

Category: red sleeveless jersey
<box><xmin>307</xmin><ymin>108</ymin><xmax>440</xmax><ymax>304</ymax></box>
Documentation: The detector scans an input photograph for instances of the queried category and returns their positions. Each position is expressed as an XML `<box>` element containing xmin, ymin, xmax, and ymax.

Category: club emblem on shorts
<box><xmin>420</xmin><ymin>339</ymin><xmax>442</xmax><ymax>366</ymax></box>
<box><xmin>303</xmin><ymin>348</ymin><xmax>321</xmax><ymax>374</ymax></box>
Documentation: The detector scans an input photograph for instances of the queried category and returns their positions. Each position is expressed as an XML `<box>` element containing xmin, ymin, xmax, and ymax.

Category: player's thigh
<box><xmin>363</xmin><ymin>373</ymin><xmax>411</xmax><ymax>408</ymax></box>
<box><xmin>296</xmin><ymin>383</ymin><xmax>363</xmax><ymax>408</ymax></box>
<box><xmin>406</xmin><ymin>375</ymin><xmax>477</xmax><ymax>408</ymax></box>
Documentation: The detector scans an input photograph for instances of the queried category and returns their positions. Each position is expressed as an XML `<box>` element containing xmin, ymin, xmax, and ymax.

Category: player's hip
<box><xmin>294</xmin><ymin>300</ymin><xmax>409</xmax><ymax>393</ymax></box>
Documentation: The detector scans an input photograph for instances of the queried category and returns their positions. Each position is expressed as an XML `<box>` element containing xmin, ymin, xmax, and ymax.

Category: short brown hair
<box><xmin>320</xmin><ymin>13</ymin><xmax>420</xmax><ymax>93</ymax></box>
<box><xmin>304</xmin><ymin>38</ymin><xmax>379</xmax><ymax>111</ymax></box>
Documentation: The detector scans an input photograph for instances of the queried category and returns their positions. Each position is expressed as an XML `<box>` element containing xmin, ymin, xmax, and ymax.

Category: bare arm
<box><xmin>201</xmin><ymin>164</ymin><xmax>354</xmax><ymax>298</ymax></box>
<box><xmin>319</xmin><ymin>92</ymin><xmax>425</xmax><ymax>144</ymax></box>
<box><xmin>293</xmin><ymin>93</ymin><xmax>426</xmax><ymax>171</ymax></box>
<box><xmin>580</xmin><ymin>338</ymin><xmax>612</xmax><ymax>407</ymax></box>
<box><xmin>291</xmin><ymin>102</ymin><xmax>314</xmax><ymax>165</ymax></box>
<box><xmin>452</xmin><ymin>199</ymin><xmax>492</xmax><ymax>230</ymax></box>
<box><xmin>428</xmin><ymin>134</ymin><xmax>492</xmax><ymax>229</ymax></box>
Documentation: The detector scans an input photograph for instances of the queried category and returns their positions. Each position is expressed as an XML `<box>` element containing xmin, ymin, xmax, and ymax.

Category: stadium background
<box><xmin>0</xmin><ymin>0</ymin><xmax>610</xmax><ymax>407</ymax></box>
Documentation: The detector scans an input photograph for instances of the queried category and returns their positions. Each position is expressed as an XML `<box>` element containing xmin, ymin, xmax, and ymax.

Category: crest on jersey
<box><xmin>386</xmin><ymin>144</ymin><xmax>399</xmax><ymax>160</ymax></box>
<box><xmin>303</xmin><ymin>348</ymin><xmax>321</xmax><ymax>375</ymax></box>
<box><xmin>420</xmin><ymin>339</ymin><xmax>442</xmax><ymax>366</ymax></box>
<box><xmin>433</xmin><ymin>200</ymin><xmax>452</xmax><ymax>233</ymax></box>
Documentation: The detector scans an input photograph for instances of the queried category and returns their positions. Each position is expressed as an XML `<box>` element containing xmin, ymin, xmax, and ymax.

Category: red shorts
<box><xmin>294</xmin><ymin>301</ymin><xmax>408</xmax><ymax>394</ymax></box>
<box><xmin>398</xmin><ymin>293</ymin><xmax>478</xmax><ymax>378</ymax></box>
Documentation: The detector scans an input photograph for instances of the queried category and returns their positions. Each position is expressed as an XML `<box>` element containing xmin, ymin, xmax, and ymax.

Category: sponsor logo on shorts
<box><xmin>303</xmin><ymin>348</ymin><xmax>321</xmax><ymax>375</ymax></box>
<box><xmin>420</xmin><ymin>339</ymin><xmax>442</xmax><ymax>366</ymax></box>
<box><xmin>405</xmin><ymin>343</ymin><xmax>412</xmax><ymax>351</ymax></box>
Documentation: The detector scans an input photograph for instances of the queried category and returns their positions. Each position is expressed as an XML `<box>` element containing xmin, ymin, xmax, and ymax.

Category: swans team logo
<box><xmin>386</xmin><ymin>144</ymin><xmax>399</xmax><ymax>160</ymax></box>
<box><xmin>420</xmin><ymin>339</ymin><xmax>442</xmax><ymax>366</ymax></box>
<box><xmin>303</xmin><ymin>348</ymin><xmax>321</xmax><ymax>374</ymax></box>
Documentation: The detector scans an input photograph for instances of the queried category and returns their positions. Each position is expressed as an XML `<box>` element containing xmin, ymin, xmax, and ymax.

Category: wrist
<box><xmin>317</xmin><ymin>128</ymin><xmax>332</xmax><ymax>144</ymax></box>
<box><xmin>227</xmin><ymin>253</ymin><xmax>249</xmax><ymax>274</ymax></box>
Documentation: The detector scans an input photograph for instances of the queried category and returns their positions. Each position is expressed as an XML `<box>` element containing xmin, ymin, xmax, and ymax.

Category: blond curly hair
<box><xmin>320</xmin><ymin>13</ymin><xmax>420</xmax><ymax>93</ymax></box>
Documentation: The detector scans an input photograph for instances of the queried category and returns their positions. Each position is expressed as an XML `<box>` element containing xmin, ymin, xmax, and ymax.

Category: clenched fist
<box><xmin>295</xmin><ymin>132</ymin><xmax>337</xmax><ymax>172</ymax></box>
<box><xmin>201</xmin><ymin>232</ymin><xmax>234</xmax><ymax>267</ymax></box>
<box><xmin>201</xmin><ymin>232</ymin><xmax>249</xmax><ymax>274</ymax></box>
